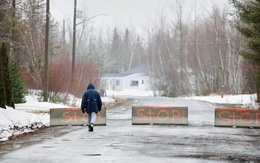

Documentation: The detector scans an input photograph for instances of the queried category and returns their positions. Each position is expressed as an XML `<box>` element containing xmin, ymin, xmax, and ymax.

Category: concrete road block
<box><xmin>50</xmin><ymin>107</ymin><xmax>106</xmax><ymax>126</ymax></box>
<box><xmin>215</xmin><ymin>108</ymin><xmax>260</xmax><ymax>128</ymax></box>
<box><xmin>132</xmin><ymin>106</ymin><xmax>188</xmax><ymax>125</ymax></box>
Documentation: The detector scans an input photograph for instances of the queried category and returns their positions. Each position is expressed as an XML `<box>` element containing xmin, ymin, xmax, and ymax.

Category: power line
<box><xmin>49</xmin><ymin>0</ymin><xmax>72</xmax><ymax>31</ymax></box>
<box><xmin>50</xmin><ymin>0</ymin><xmax>73</xmax><ymax>16</ymax></box>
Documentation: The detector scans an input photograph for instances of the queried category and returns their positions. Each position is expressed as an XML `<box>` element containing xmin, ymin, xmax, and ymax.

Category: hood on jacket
<box><xmin>87</xmin><ymin>83</ymin><xmax>95</xmax><ymax>90</ymax></box>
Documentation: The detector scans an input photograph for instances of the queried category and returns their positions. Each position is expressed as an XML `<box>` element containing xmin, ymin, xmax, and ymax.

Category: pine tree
<box><xmin>123</xmin><ymin>28</ymin><xmax>131</xmax><ymax>70</ymax></box>
<box><xmin>1</xmin><ymin>42</ymin><xmax>15</xmax><ymax>108</ymax></box>
<box><xmin>231</xmin><ymin>0</ymin><xmax>260</xmax><ymax>102</ymax></box>
<box><xmin>10</xmin><ymin>59</ymin><xmax>26</xmax><ymax>103</ymax></box>
<box><xmin>110</xmin><ymin>27</ymin><xmax>122</xmax><ymax>73</ymax></box>
<box><xmin>0</xmin><ymin>42</ymin><xmax>6</xmax><ymax>109</ymax></box>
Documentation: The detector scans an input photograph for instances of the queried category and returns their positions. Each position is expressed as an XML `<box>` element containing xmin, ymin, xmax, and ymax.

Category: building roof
<box><xmin>103</xmin><ymin>66</ymin><xmax>150</xmax><ymax>78</ymax></box>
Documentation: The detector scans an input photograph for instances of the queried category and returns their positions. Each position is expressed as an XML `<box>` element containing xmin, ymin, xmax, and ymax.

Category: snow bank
<box><xmin>0</xmin><ymin>107</ymin><xmax>49</xmax><ymax>141</ymax></box>
<box><xmin>15</xmin><ymin>96</ymin><xmax>69</xmax><ymax>111</ymax></box>
<box><xmin>0</xmin><ymin>93</ymin><xmax>67</xmax><ymax>141</ymax></box>
<box><xmin>180</xmin><ymin>94</ymin><xmax>258</xmax><ymax>109</ymax></box>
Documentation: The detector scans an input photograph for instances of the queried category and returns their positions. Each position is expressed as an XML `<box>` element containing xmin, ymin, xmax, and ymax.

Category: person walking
<box><xmin>81</xmin><ymin>83</ymin><xmax>102</xmax><ymax>132</ymax></box>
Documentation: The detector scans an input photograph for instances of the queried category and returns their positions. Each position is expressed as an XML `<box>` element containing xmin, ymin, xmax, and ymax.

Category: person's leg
<box><xmin>90</xmin><ymin>112</ymin><xmax>97</xmax><ymax>125</ymax></box>
<box><xmin>87</xmin><ymin>113</ymin><xmax>91</xmax><ymax>126</ymax></box>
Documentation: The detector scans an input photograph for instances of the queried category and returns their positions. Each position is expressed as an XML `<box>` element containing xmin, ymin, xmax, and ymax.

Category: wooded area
<box><xmin>0</xmin><ymin>0</ymin><xmax>259</xmax><ymax>105</ymax></box>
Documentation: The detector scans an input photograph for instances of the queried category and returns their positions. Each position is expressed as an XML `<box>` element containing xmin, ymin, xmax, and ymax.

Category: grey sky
<box><xmin>50</xmin><ymin>0</ymin><xmax>230</xmax><ymax>31</ymax></box>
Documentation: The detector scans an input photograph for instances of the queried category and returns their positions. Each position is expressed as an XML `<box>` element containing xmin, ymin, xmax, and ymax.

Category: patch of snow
<box><xmin>15</xmin><ymin>96</ymin><xmax>70</xmax><ymax>111</ymax></box>
<box><xmin>106</xmin><ymin>89</ymin><xmax>154</xmax><ymax>97</ymax></box>
<box><xmin>180</xmin><ymin>94</ymin><xmax>258</xmax><ymax>109</ymax></box>
<box><xmin>0</xmin><ymin>106</ymin><xmax>49</xmax><ymax>141</ymax></box>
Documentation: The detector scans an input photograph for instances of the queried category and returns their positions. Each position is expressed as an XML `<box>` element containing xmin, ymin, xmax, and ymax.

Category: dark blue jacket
<box><xmin>81</xmin><ymin>83</ymin><xmax>102</xmax><ymax>114</ymax></box>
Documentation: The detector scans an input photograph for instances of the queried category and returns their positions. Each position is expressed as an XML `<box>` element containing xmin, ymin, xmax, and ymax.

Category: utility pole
<box><xmin>71</xmin><ymin>0</ymin><xmax>77</xmax><ymax>91</ymax></box>
<box><xmin>72</xmin><ymin>0</ymin><xmax>77</xmax><ymax>77</ymax></box>
<box><xmin>62</xmin><ymin>19</ymin><xmax>66</xmax><ymax>56</ymax></box>
<box><xmin>43</xmin><ymin>0</ymin><xmax>50</xmax><ymax>102</ymax></box>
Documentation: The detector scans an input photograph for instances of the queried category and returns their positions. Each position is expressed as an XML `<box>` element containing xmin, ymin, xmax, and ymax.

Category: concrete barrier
<box><xmin>132</xmin><ymin>106</ymin><xmax>188</xmax><ymax>125</ymax></box>
<box><xmin>215</xmin><ymin>108</ymin><xmax>260</xmax><ymax>128</ymax></box>
<box><xmin>50</xmin><ymin>107</ymin><xmax>106</xmax><ymax>126</ymax></box>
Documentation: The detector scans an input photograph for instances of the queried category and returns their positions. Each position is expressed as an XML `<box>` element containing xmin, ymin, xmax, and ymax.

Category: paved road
<box><xmin>0</xmin><ymin>96</ymin><xmax>259</xmax><ymax>163</ymax></box>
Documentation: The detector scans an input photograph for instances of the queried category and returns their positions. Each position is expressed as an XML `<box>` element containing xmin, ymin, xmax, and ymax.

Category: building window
<box><xmin>131</xmin><ymin>80</ymin><xmax>139</xmax><ymax>86</ymax></box>
<box><xmin>142</xmin><ymin>80</ymin><xmax>144</xmax><ymax>84</ymax></box>
<box><xmin>116</xmin><ymin>80</ymin><xmax>120</xmax><ymax>86</ymax></box>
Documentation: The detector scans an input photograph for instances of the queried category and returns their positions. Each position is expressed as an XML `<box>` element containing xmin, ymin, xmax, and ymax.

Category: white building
<box><xmin>101</xmin><ymin>66</ymin><xmax>152</xmax><ymax>91</ymax></box>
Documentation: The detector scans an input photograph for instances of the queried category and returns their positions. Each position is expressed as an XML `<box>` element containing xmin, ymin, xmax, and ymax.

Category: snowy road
<box><xmin>0</xmin><ymin>96</ymin><xmax>259</xmax><ymax>162</ymax></box>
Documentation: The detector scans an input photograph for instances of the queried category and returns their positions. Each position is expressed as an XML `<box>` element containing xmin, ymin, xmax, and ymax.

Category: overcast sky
<box><xmin>50</xmin><ymin>0</ymin><xmax>230</xmax><ymax>32</ymax></box>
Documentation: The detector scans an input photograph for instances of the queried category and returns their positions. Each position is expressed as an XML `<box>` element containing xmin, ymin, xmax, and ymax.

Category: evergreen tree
<box><xmin>0</xmin><ymin>42</ymin><xmax>6</xmax><ymax>109</ymax></box>
<box><xmin>10</xmin><ymin>59</ymin><xmax>26</xmax><ymax>103</ymax></box>
<box><xmin>231</xmin><ymin>0</ymin><xmax>260</xmax><ymax>64</ymax></box>
<box><xmin>231</xmin><ymin>0</ymin><xmax>260</xmax><ymax>102</ymax></box>
<box><xmin>110</xmin><ymin>27</ymin><xmax>122</xmax><ymax>73</ymax></box>
<box><xmin>1</xmin><ymin>42</ymin><xmax>15</xmax><ymax>108</ymax></box>
<box><xmin>123</xmin><ymin>28</ymin><xmax>131</xmax><ymax>70</ymax></box>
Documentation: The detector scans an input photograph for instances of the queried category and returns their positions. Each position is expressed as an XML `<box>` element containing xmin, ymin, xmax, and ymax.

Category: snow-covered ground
<box><xmin>0</xmin><ymin>90</ymin><xmax>258</xmax><ymax>141</ymax></box>
<box><xmin>181</xmin><ymin>93</ymin><xmax>258</xmax><ymax>109</ymax></box>
<box><xmin>106</xmin><ymin>89</ymin><xmax>154</xmax><ymax>97</ymax></box>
